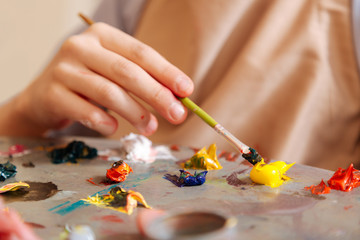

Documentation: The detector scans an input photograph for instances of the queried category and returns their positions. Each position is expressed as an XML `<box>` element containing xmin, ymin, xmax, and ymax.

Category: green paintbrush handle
<box><xmin>177</xmin><ymin>97</ymin><xmax>218</xmax><ymax>127</ymax></box>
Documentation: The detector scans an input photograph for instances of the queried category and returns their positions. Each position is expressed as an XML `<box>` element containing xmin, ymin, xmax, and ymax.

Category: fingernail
<box><xmin>140</xmin><ymin>116</ymin><xmax>158</xmax><ymax>135</ymax></box>
<box><xmin>169</xmin><ymin>102</ymin><xmax>185</xmax><ymax>121</ymax></box>
<box><xmin>176</xmin><ymin>75</ymin><xmax>191</xmax><ymax>93</ymax></box>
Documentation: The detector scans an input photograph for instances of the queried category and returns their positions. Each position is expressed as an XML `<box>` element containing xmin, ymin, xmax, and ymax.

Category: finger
<box><xmin>43</xmin><ymin>83</ymin><xmax>118</xmax><ymax>135</ymax></box>
<box><xmin>86</xmin><ymin>23</ymin><xmax>194</xmax><ymax>97</ymax></box>
<box><xmin>57</xmin><ymin>62</ymin><xmax>158</xmax><ymax>135</ymax></box>
<box><xmin>72</xmin><ymin>38</ymin><xmax>188</xmax><ymax>124</ymax></box>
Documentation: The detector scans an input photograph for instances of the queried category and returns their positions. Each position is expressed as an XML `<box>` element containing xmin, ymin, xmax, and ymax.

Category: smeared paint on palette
<box><xmin>82</xmin><ymin>186</ymin><xmax>151</xmax><ymax>215</ymax></box>
<box><xmin>92</xmin><ymin>214</ymin><xmax>124</xmax><ymax>223</ymax></box>
<box><xmin>2</xmin><ymin>181</ymin><xmax>58</xmax><ymax>203</ymax></box>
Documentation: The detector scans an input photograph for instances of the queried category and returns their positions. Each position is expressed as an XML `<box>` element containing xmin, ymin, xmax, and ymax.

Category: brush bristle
<box><xmin>242</xmin><ymin>147</ymin><xmax>262</xmax><ymax>165</ymax></box>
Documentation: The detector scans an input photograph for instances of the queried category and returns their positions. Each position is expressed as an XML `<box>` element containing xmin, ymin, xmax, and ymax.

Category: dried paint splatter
<box><xmin>226</xmin><ymin>169</ymin><xmax>252</xmax><ymax>187</ymax></box>
<box><xmin>22</xmin><ymin>161</ymin><xmax>35</xmax><ymax>168</ymax></box>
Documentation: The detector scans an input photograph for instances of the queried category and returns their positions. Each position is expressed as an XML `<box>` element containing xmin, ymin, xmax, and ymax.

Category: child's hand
<box><xmin>13</xmin><ymin>22</ymin><xmax>193</xmax><ymax>136</ymax></box>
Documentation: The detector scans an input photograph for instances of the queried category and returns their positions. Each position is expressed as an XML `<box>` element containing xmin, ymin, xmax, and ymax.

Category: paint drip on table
<box><xmin>49</xmin><ymin>140</ymin><xmax>98</xmax><ymax>164</ymax></box>
<box><xmin>184</xmin><ymin>143</ymin><xmax>222</xmax><ymax>170</ymax></box>
<box><xmin>98</xmin><ymin>133</ymin><xmax>176</xmax><ymax>163</ymax></box>
<box><xmin>305</xmin><ymin>163</ymin><xmax>360</xmax><ymax>194</ymax></box>
<box><xmin>250</xmin><ymin>159</ymin><xmax>295</xmax><ymax>188</ymax></box>
<box><xmin>82</xmin><ymin>186</ymin><xmax>151</xmax><ymax>215</ymax></box>
<box><xmin>164</xmin><ymin>170</ymin><xmax>208</xmax><ymax>187</ymax></box>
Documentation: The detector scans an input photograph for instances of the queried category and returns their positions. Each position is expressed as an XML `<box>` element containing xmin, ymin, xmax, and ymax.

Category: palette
<box><xmin>0</xmin><ymin>136</ymin><xmax>360</xmax><ymax>239</ymax></box>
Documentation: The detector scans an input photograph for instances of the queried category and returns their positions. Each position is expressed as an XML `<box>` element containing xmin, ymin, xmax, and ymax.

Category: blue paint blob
<box><xmin>164</xmin><ymin>170</ymin><xmax>208</xmax><ymax>187</ymax></box>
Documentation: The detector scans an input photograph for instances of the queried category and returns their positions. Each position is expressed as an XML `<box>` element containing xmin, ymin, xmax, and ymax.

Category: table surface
<box><xmin>0</xmin><ymin>136</ymin><xmax>359</xmax><ymax>240</ymax></box>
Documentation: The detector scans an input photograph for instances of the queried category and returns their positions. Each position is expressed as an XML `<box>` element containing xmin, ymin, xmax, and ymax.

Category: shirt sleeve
<box><xmin>92</xmin><ymin>0</ymin><xmax>146</xmax><ymax>35</ymax></box>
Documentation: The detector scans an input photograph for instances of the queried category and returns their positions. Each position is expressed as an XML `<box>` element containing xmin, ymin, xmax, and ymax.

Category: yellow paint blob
<box><xmin>184</xmin><ymin>143</ymin><xmax>222</xmax><ymax>170</ymax></box>
<box><xmin>250</xmin><ymin>159</ymin><xmax>295</xmax><ymax>188</ymax></box>
<box><xmin>82</xmin><ymin>187</ymin><xmax>151</xmax><ymax>215</ymax></box>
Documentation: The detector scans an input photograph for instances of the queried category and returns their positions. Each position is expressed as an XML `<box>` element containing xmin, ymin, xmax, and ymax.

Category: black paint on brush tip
<box><xmin>242</xmin><ymin>147</ymin><xmax>262</xmax><ymax>165</ymax></box>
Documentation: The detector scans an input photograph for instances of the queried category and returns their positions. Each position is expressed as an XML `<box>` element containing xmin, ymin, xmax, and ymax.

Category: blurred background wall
<box><xmin>0</xmin><ymin>0</ymin><xmax>102</xmax><ymax>103</ymax></box>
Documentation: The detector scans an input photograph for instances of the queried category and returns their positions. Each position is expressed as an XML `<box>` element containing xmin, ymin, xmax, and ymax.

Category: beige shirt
<box><xmin>109</xmin><ymin>0</ymin><xmax>360</xmax><ymax>171</ymax></box>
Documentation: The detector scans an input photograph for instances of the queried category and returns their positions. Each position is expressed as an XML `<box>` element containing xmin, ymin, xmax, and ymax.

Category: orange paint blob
<box><xmin>106</xmin><ymin>160</ymin><xmax>133</xmax><ymax>183</ymax></box>
<box><xmin>304</xmin><ymin>180</ymin><xmax>331</xmax><ymax>195</ymax></box>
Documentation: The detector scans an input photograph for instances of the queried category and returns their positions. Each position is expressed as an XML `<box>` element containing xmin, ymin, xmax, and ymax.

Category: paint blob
<box><xmin>327</xmin><ymin>163</ymin><xmax>360</xmax><ymax>191</ymax></box>
<box><xmin>118</xmin><ymin>133</ymin><xmax>176</xmax><ymax>163</ymax></box>
<box><xmin>0</xmin><ymin>144</ymin><xmax>30</xmax><ymax>157</ymax></box>
<box><xmin>119</xmin><ymin>133</ymin><xmax>156</xmax><ymax>163</ymax></box>
<box><xmin>164</xmin><ymin>170</ymin><xmax>208</xmax><ymax>187</ymax></box>
<box><xmin>0</xmin><ymin>161</ymin><xmax>17</xmax><ymax>181</ymax></box>
<box><xmin>106</xmin><ymin>160</ymin><xmax>133</xmax><ymax>183</ymax></box>
<box><xmin>250</xmin><ymin>159</ymin><xmax>295</xmax><ymax>188</ymax></box>
<box><xmin>305</xmin><ymin>163</ymin><xmax>360</xmax><ymax>194</ymax></box>
<box><xmin>50</xmin><ymin>140</ymin><xmax>98</xmax><ymax>164</ymax></box>
<box><xmin>184</xmin><ymin>144</ymin><xmax>222</xmax><ymax>170</ymax></box>
<box><xmin>82</xmin><ymin>186</ymin><xmax>151</xmax><ymax>215</ymax></box>
<box><xmin>2</xmin><ymin>181</ymin><xmax>59</xmax><ymax>203</ymax></box>
<box><xmin>0</xmin><ymin>182</ymin><xmax>30</xmax><ymax>193</ymax></box>
<box><xmin>304</xmin><ymin>180</ymin><xmax>331</xmax><ymax>195</ymax></box>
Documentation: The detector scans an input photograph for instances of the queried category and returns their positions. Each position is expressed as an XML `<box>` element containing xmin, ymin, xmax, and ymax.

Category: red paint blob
<box><xmin>327</xmin><ymin>164</ymin><xmax>360</xmax><ymax>192</ymax></box>
<box><xmin>305</xmin><ymin>163</ymin><xmax>360</xmax><ymax>195</ymax></box>
<box><xmin>304</xmin><ymin>180</ymin><xmax>331</xmax><ymax>195</ymax></box>
<box><xmin>9</xmin><ymin>144</ymin><xmax>26</xmax><ymax>154</ymax></box>
<box><xmin>0</xmin><ymin>144</ymin><xmax>27</xmax><ymax>156</ymax></box>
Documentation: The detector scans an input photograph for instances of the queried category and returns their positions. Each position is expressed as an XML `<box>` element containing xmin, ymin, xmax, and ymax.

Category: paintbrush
<box><xmin>177</xmin><ymin>97</ymin><xmax>262</xmax><ymax>165</ymax></box>
<box><xmin>78</xmin><ymin>13</ymin><xmax>262</xmax><ymax>165</ymax></box>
